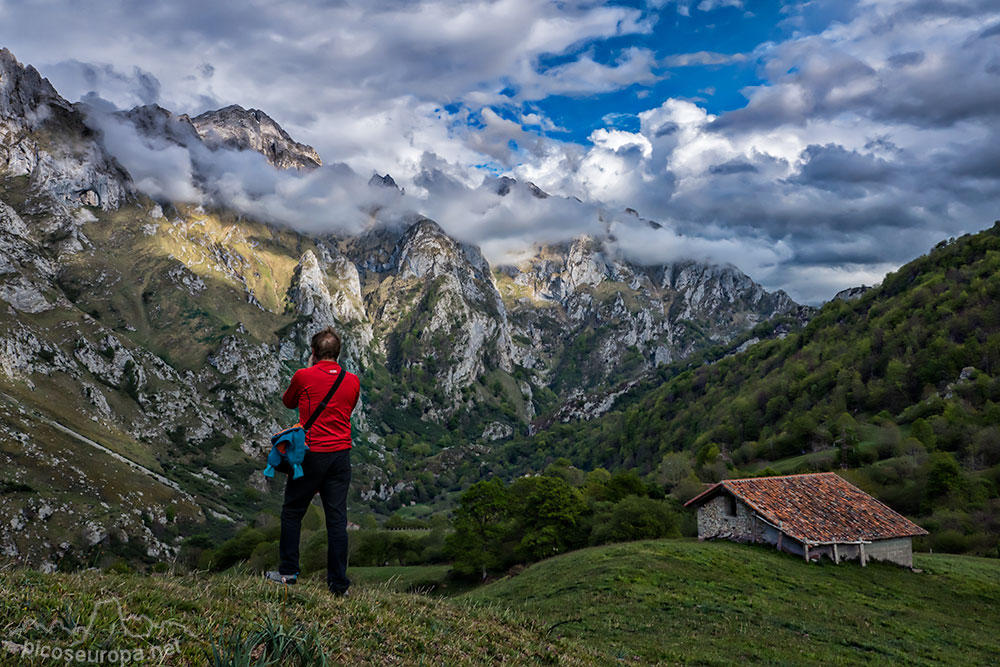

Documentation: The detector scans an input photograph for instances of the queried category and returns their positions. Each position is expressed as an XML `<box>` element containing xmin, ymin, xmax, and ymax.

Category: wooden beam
<box><xmin>804</xmin><ymin>544</ymin><xmax>810</xmax><ymax>562</ymax></box>
<box><xmin>833</xmin><ymin>543</ymin><xmax>840</xmax><ymax>564</ymax></box>
<box><xmin>777</xmin><ymin>532</ymin><xmax>783</xmax><ymax>552</ymax></box>
<box><xmin>860</xmin><ymin>542</ymin><xmax>867</xmax><ymax>567</ymax></box>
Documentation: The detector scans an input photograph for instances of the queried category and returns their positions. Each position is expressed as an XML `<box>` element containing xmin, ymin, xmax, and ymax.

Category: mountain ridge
<box><xmin>0</xmin><ymin>45</ymin><xmax>804</xmax><ymax>566</ymax></box>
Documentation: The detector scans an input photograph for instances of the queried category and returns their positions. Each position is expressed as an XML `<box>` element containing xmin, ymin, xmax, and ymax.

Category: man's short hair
<box><xmin>311</xmin><ymin>327</ymin><xmax>341</xmax><ymax>361</ymax></box>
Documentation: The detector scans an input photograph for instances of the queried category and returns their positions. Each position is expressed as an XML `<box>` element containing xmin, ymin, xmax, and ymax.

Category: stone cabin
<box><xmin>684</xmin><ymin>472</ymin><xmax>928</xmax><ymax>567</ymax></box>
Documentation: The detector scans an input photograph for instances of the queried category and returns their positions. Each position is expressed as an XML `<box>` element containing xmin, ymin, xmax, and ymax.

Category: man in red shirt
<box><xmin>266</xmin><ymin>326</ymin><xmax>360</xmax><ymax>596</ymax></box>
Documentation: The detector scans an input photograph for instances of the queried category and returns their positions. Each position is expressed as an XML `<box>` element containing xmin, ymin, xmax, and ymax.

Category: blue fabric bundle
<box><xmin>263</xmin><ymin>425</ymin><xmax>309</xmax><ymax>479</ymax></box>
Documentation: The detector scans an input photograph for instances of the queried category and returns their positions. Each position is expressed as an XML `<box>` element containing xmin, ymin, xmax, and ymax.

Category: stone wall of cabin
<box><xmin>696</xmin><ymin>494</ymin><xmax>755</xmax><ymax>541</ymax></box>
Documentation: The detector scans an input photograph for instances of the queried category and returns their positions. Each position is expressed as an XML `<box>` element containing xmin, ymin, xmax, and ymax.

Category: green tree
<box><xmin>510</xmin><ymin>476</ymin><xmax>587</xmax><ymax>561</ymax></box>
<box><xmin>213</xmin><ymin>527</ymin><xmax>264</xmax><ymax>571</ymax></box>
<box><xmin>604</xmin><ymin>470</ymin><xmax>647</xmax><ymax>502</ymax></box>
<box><xmin>911</xmin><ymin>418</ymin><xmax>937</xmax><ymax>450</ymax></box>
<box><xmin>446</xmin><ymin>479</ymin><xmax>511</xmax><ymax>579</ymax></box>
<box><xmin>582</xmin><ymin>468</ymin><xmax>613</xmax><ymax>501</ymax></box>
<box><xmin>656</xmin><ymin>452</ymin><xmax>692</xmax><ymax>489</ymax></box>
<box><xmin>544</xmin><ymin>458</ymin><xmax>586</xmax><ymax>487</ymax></box>
<box><xmin>924</xmin><ymin>452</ymin><xmax>964</xmax><ymax>500</ymax></box>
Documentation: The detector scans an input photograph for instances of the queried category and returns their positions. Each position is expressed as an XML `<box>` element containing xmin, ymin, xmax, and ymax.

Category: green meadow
<box><xmin>465</xmin><ymin>539</ymin><xmax>1000</xmax><ymax>665</ymax></box>
<box><xmin>2</xmin><ymin>540</ymin><xmax>998</xmax><ymax>665</ymax></box>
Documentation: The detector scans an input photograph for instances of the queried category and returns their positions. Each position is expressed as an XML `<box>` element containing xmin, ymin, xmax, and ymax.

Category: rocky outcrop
<box><xmin>190</xmin><ymin>105</ymin><xmax>322</xmax><ymax>170</ymax></box>
<box><xmin>207</xmin><ymin>336</ymin><xmax>283</xmax><ymax>406</ymax></box>
<box><xmin>284</xmin><ymin>246</ymin><xmax>373</xmax><ymax>368</ymax></box>
<box><xmin>120</xmin><ymin>103</ymin><xmax>202</xmax><ymax>148</ymax></box>
<box><xmin>0</xmin><ymin>48</ymin><xmax>132</xmax><ymax>211</ymax></box>
<box><xmin>833</xmin><ymin>285</ymin><xmax>872</xmax><ymax>302</ymax></box>
<box><xmin>489</xmin><ymin>176</ymin><xmax>549</xmax><ymax>199</ymax></box>
<box><xmin>369</xmin><ymin>172</ymin><xmax>403</xmax><ymax>194</ymax></box>
<box><xmin>344</xmin><ymin>218</ymin><xmax>517</xmax><ymax>410</ymax></box>
<box><xmin>482</xmin><ymin>421</ymin><xmax>514</xmax><ymax>441</ymax></box>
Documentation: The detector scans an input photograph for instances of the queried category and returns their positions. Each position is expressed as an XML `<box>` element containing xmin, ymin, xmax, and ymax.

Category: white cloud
<box><xmin>3</xmin><ymin>0</ymin><xmax>656</xmax><ymax>190</ymax></box>
<box><xmin>4</xmin><ymin>0</ymin><xmax>1000</xmax><ymax>304</ymax></box>
<box><xmin>508</xmin><ymin>0</ymin><xmax>1000</xmax><ymax>302</ymax></box>
<box><xmin>515</xmin><ymin>47</ymin><xmax>661</xmax><ymax>100</ymax></box>
<box><xmin>664</xmin><ymin>51</ymin><xmax>748</xmax><ymax>67</ymax></box>
<box><xmin>696</xmin><ymin>0</ymin><xmax>744</xmax><ymax>12</ymax></box>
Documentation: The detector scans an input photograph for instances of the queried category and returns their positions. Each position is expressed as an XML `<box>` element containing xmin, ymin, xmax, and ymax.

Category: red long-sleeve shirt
<box><xmin>282</xmin><ymin>360</ymin><xmax>360</xmax><ymax>452</ymax></box>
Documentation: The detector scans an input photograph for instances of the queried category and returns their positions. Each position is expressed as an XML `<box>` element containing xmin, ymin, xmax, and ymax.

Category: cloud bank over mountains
<box><xmin>2</xmin><ymin>0</ymin><xmax>999</xmax><ymax>303</ymax></box>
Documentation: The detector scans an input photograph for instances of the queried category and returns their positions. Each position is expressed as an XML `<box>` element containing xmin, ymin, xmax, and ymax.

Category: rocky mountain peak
<box><xmin>190</xmin><ymin>104</ymin><xmax>322</xmax><ymax>170</ymax></box>
<box><xmin>395</xmin><ymin>218</ymin><xmax>494</xmax><ymax>289</ymax></box>
<box><xmin>1</xmin><ymin>48</ymin><xmax>132</xmax><ymax>213</ymax></box>
<box><xmin>488</xmin><ymin>176</ymin><xmax>549</xmax><ymax>199</ymax></box>
<box><xmin>0</xmin><ymin>48</ymin><xmax>64</xmax><ymax>125</ymax></box>
<box><xmin>288</xmin><ymin>248</ymin><xmax>366</xmax><ymax>324</ymax></box>
<box><xmin>396</xmin><ymin>218</ymin><xmax>464</xmax><ymax>281</ymax></box>
<box><xmin>119</xmin><ymin>104</ymin><xmax>202</xmax><ymax>147</ymax></box>
<box><xmin>565</xmin><ymin>235</ymin><xmax>610</xmax><ymax>292</ymax></box>
<box><xmin>287</xmin><ymin>249</ymin><xmax>329</xmax><ymax>319</ymax></box>
<box><xmin>284</xmin><ymin>247</ymin><xmax>372</xmax><ymax>368</ymax></box>
<box><xmin>491</xmin><ymin>176</ymin><xmax>516</xmax><ymax>196</ymax></box>
<box><xmin>368</xmin><ymin>172</ymin><xmax>402</xmax><ymax>194</ymax></box>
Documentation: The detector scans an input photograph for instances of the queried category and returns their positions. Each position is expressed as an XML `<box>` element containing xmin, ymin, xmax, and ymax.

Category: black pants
<box><xmin>278</xmin><ymin>449</ymin><xmax>351</xmax><ymax>593</ymax></box>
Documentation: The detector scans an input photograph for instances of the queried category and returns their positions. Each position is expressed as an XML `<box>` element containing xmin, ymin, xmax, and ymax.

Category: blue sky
<box><xmin>530</xmin><ymin>1</ymin><xmax>789</xmax><ymax>141</ymax></box>
<box><xmin>1</xmin><ymin>0</ymin><xmax>999</xmax><ymax>302</ymax></box>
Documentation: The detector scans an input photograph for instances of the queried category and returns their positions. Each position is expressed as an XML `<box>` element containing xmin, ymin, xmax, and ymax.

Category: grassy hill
<box><xmin>0</xmin><ymin>567</ymin><xmax>594</xmax><ymax>666</ymax></box>
<box><xmin>4</xmin><ymin>539</ymin><xmax>996</xmax><ymax>665</ymax></box>
<box><xmin>465</xmin><ymin>539</ymin><xmax>1000</xmax><ymax>665</ymax></box>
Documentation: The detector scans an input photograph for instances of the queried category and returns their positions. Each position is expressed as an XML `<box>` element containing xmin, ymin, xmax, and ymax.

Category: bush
<box><xmin>213</xmin><ymin>528</ymin><xmax>265</xmax><ymax>571</ymax></box>
<box><xmin>106</xmin><ymin>559</ymin><xmax>132</xmax><ymax>575</ymax></box>
<box><xmin>300</xmin><ymin>531</ymin><xmax>327</xmax><ymax>573</ymax></box>
<box><xmin>385</xmin><ymin>513</ymin><xmax>430</xmax><ymax>530</ymax></box>
<box><xmin>350</xmin><ymin>529</ymin><xmax>444</xmax><ymax>567</ymax></box>
<box><xmin>590</xmin><ymin>497</ymin><xmax>680</xmax><ymax>545</ymax></box>
<box><xmin>248</xmin><ymin>540</ymin><xmax>279</xmax><ymax>572</ymax></box>
<box><xmin>931</xmin><ymin>529</ymin><xmax>968</xmax><ymax>554</ymax></box>
<box><xmin>924</xmin><ymin>452</ymin><xmax>965</xmax><ymax>499</ymax></box>
<box><xmin>197</xmin><ymin>549</ymin><xmax>216</xmax><ymax>571</ymax></box>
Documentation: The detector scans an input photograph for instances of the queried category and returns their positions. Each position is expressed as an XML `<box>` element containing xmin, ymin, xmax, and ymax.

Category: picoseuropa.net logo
<box><xmin>2</xmin><ymin>598</ymin><xmax>195</xmax><ymax>664</ymax></box>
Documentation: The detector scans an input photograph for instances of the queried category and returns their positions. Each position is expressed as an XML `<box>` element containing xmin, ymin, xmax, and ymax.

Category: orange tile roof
<box><xmin>685</xmin><ymin>472</ymin><xmax>928</xmax><ymax>544</ymax></box>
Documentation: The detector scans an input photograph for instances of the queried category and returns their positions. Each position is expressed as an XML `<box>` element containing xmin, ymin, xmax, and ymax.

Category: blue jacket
<box><xmin>263</xmin><ymin>424</ymin><xmax>309</xmax><ymax>479</ymax></box>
